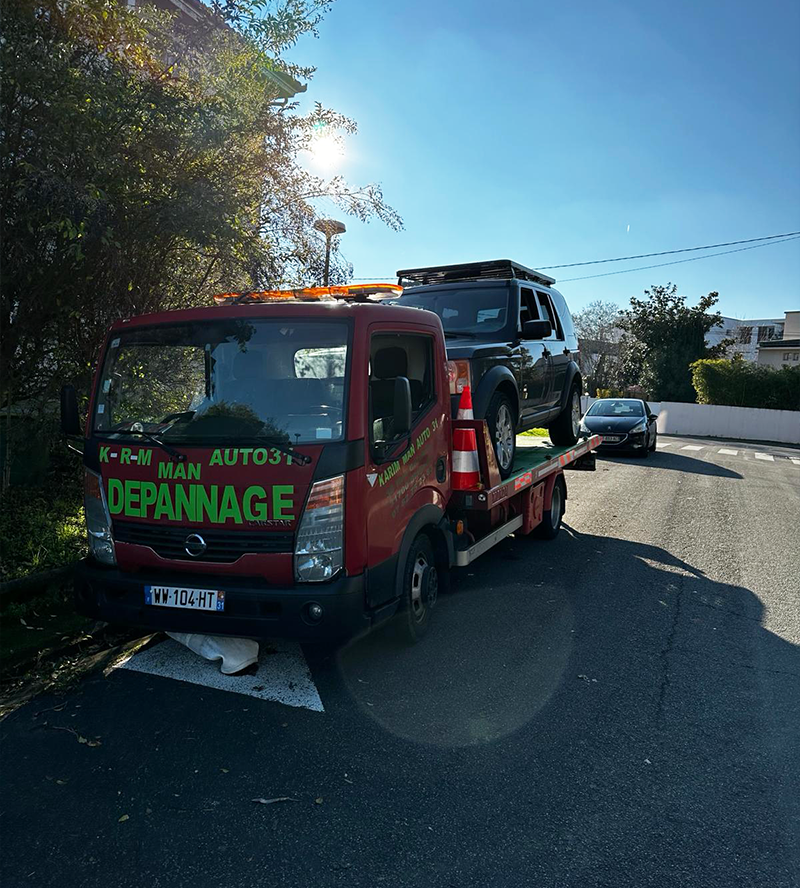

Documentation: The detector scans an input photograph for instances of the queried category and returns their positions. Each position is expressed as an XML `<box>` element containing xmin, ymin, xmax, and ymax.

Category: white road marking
<box><xmin>681</xmin><ymin>445</ymin><xmax>704</xmax><ymax>451</ymax></box>
<box><xmin>791</xmin><ymin>458</ymin><xmax>800</xmax><ymax>466</ymax></box>
<box><xmin>754</xmin><ymin>452</ymin><xmax>774</xmax><ymax>462</ymax></box>
<box><xmin>118</xmin><ymin>638</ymin><xmax>324</xmax><ymax>712</ymax></box>
<box><xmin>718</xmin><ymin>448</ymin><xmax>738</xmax><ymax>456</ymax></box>
<box><xmin>656</xmin><ymin>442</ymin><xmax>673</xmax><ymax>448</ymax></box>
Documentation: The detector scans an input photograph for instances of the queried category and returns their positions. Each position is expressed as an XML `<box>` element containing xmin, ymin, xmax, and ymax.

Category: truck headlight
<box><xmin>85</xmin><ymin>469</ymin><xmax>116</xmax><ymax>566</ymax></box>
<box><xmin>630</xmin><ymin>420</ymin><xmax>647</xmax><ymax>434</ymax></box>
<box><xmin>294</xmin><ymin>475</ymin><xmax>344</xmax><ymax>583</ymax></box>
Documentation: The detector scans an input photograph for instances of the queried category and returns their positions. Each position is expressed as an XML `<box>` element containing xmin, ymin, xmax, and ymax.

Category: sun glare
<box><xmin>309</xmin><ymin>132</ymin><xmax>345</xmax><ymax>169</ymax></box>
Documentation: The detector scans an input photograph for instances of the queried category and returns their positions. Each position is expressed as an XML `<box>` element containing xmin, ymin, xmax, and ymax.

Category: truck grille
<box><xmin>113</xmin><ymin>521</ymin><xmax>293</xmax><ymax>563</ymax></box>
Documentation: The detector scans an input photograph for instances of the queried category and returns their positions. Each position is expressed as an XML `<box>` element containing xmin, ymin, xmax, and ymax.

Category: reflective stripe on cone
<box><xmin>456</xmin><ymin>385</ymin><xmax>474</xmax><ymax>420</ymax></box>
<box><xmin>452</xmin><ymin>427</ymin><xmax>480</xmax><ymax>489</ymax></box>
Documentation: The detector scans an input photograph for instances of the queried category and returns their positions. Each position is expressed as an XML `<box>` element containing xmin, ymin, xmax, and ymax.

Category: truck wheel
<box><xmin>393</xmin><ymin>535</ymin><xmax>438</xmax><ymax>644</ymax></box>
<box><xmin>536</xmin><ymin>476</ymin><xmax>565</xmax><ymax>540</ymax></box>
<box><xmin>486</xmin><ymin>391</ymin><xmax>516</xmax><ymax>479</ymax></box>
<box><xmin>548</xmin><ymin>384</ymin><xmax>581</xmax><ymax>446</ymax></box>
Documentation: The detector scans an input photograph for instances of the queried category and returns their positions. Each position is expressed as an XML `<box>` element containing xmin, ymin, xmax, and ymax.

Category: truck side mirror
<box><xmin>60</xmin><ymin>385</ymin><xmax>81</xmax><ymax>437</ymax></box>
<box><xmin>393</xmin><ymin>376</ymin><xmax>412</xmax><ymax>436</ymax></box>
<box><xmin>522</xmin><ymin>319</ymin><xmax>552</xmax><ymax>339</ymax></box>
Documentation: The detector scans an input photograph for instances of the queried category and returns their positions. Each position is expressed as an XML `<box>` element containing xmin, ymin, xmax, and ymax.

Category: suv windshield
<box><xmin>587</xmin><ymin>399</ymin><xmax>644</xmax><ymax>417</ymax></box>
<box><xmin>398</xmin><ymin>286</ymin><xmax>509</xmax><ymax>335</ymax></box>
<box><xmin>94</xmin><ymin>319</ymin><xmax>349</xmax><ymax>444</ymax></box>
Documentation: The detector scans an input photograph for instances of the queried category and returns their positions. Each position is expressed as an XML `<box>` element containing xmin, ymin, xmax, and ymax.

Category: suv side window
<box><xmin>369</xmin><ymin>333</ymin><xmax>435</xmax><ymax>452</ymax></box>
<box><xmin>519</xmin><ymin>287</ymin><xmax>540</xmax><ymax>332</ymax></box>
<box><xmin>536</xmin><ymin>291</ymin><xmax>564</xmax><ymax>340</ymax></box>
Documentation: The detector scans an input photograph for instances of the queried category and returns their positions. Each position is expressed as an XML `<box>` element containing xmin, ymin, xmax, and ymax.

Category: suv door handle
<box><xmin>542</xmin><ymin>347</ymin><xmax>551</xmax><ymax>357</ymax></box>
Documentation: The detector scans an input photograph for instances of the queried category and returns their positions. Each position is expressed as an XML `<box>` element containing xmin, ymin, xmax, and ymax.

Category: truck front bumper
<box><xmin>75</xmin><ymin>561</ymin><xmax>369</xmax><ymax>642</ymax></box>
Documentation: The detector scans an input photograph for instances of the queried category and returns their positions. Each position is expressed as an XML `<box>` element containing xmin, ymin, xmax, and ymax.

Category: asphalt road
<box><xmin>3</xmin><ymin>435</ymin><xmax>799</xmax><ymax>888</ymax></box>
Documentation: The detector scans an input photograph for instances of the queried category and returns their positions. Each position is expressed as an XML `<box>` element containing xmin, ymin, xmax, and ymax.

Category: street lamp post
<box><xmin>313</xmin><ymin>219</ymin><xmax>346</xmax><ymax>286</ymax></box>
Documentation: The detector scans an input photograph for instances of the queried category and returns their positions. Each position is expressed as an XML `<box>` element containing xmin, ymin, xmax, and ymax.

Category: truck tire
<box><xmin>392</xmin><ymin>534</ymin><xmax>438</xmax><ymax>644</ymax></box>
<box><xmin>536</xmin><ymin>476</ymin><xmax>565</xmax><ymax>540</ymax></box>
<box><xmin>486</xmin><ymin>391</ymin><xmax>516</xmax><ymax>479</ymax></box>
<box><xmin>548</xmin><ymin>384</ymin><xmax>581</xmax><ymax>446</ymax></box>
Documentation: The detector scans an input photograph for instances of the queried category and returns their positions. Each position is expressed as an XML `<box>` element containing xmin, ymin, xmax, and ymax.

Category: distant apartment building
<box><xmin>706</xmin><ymin>315</ymin><xmax>785</xmax><ymax>361</ymax></box>
<box><xmin>757</xmin><ymin>311</ymin><xmax>800</xmax><ymax>368</ymax></box>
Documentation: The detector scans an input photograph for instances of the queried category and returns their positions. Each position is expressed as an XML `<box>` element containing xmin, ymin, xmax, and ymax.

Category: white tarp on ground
<box><xmin>165</xmin><ymin>632</ymin><xmax>259</xmax><ymax>675</ymax></box>
<box><xmin>118</xmin><ymin>637</ymin><xmax>324</xmax><ymax>711</ymax></box>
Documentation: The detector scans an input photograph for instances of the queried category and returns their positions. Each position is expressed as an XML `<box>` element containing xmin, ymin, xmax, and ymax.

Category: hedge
<box><xmin>691</xmin><ymin>359</ymin><xmax>800</xmax><ymax>411</ymax></box>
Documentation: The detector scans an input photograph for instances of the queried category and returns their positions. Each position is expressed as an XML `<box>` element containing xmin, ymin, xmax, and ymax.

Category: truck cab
<box><xmin>68</xmin><ymin>290</ymin><xmax>454</xmax><ymax>642</ymax></box>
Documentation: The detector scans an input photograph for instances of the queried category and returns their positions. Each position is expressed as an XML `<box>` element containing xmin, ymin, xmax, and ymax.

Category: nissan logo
<box><xmin>184</xmin><ymin>533</ymin><xmax>207</xmax><ymax>558</ymax></box>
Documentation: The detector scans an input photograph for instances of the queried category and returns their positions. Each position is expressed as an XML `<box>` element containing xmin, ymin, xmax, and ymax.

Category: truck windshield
<box><xmin>397</xmin><ymin>287</ymin><xmax>509</xmax><ymax>335</ymax></box>
<box><xmin>93</xmin><ymin>319</ymin><xmax>349</xmax><ymax>444</ymax></box>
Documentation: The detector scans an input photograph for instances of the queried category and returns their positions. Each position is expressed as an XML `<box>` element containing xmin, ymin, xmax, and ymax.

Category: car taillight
<box><xmin>294</xmin><ymin>475</ymin><xmax>344</xmax><ymax>583</ymax></box>
<box><xmin>447</xmin><ymin>360</ymin><xmax>471</xmax><ymax>395</ymax></box>
<box><xmin>84</xmin><ymin>469</ymin><xmax>116</xmax><ymax>566</ymax></box>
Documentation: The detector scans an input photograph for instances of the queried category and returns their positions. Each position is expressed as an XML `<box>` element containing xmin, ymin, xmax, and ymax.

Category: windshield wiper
<box><xmin>124</xmin><ymin>430</ymin><xmax>187</xmax><ymax>463</ymax></box>
<box><xmin>444</xmin><ymin>330</ymin><xmax>478</xmax><ymax>338</ymax></box>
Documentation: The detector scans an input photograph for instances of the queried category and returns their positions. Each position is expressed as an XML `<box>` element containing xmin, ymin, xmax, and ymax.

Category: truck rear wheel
<box><xmin>548</xmin><ymin>384</ymin><xmax>581</xmax><ymax>446</ymax></box>
<box><xmin>392</xmin><ymin>535</ymin><xmax>438</xmax><ymax>644</ymax></box>
<box><xmin>486</xmin><ymin>391</ymin><xmax>516</xmax><ymax>479</ymax></box>
<box><xmin>536</xmin><ymin>476</ymin><xmax>565</xmax><ymax>540</ymax></box>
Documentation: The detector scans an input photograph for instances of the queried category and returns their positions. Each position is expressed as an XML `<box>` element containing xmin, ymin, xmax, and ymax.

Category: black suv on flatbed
<box><xmin>395</xmin><ymin>260</ymin><xmax>582</xmax><ymax>477</ymax></box>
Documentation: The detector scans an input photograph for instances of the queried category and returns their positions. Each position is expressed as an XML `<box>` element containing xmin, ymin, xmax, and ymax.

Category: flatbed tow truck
<box><xmin>61</xmin><ymin>283</ymin><xmax>601</xmax><ymax>644</ymax></box>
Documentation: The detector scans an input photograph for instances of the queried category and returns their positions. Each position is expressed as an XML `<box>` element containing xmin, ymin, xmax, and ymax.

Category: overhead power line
<box><xmin>539</xmin><ymin>230</ymin><xmax>800</xmax><ymax>269</ymax></box>
<box><xmin>349</xmin><ymin>229</ymin><xmax>800</xmax><ymax>281</ymax></box>
<box><xmin>559</xmin><ymin>235</ymin><xmax>800</xmax><ymax>282</ymax></box>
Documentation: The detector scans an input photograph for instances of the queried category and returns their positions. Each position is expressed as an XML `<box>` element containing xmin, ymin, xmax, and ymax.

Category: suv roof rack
<box><xmin>396</xmin><ymin>259</ymin><xmax>556</xmax><ymax>288</ymax></box>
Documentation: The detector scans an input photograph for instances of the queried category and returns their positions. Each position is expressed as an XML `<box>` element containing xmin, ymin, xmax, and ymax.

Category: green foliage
<box><xmin>0</xmin><ymin>0</ymin><xmax>400</xmax><ymax>492</ymax></box>
<box><xmin>618</xmin><ymin>284</ymin><xmax>729</xmax><ymax>402</ymax></box>
<box><xmin>691</xmin><ymin>357</ymin><xmax>800</xmax><ymax>411</ymax></box>
<box><xmin>0</xmin><ymin>460</ymin><xmax>86</xmax><ymax>581</ymax></box>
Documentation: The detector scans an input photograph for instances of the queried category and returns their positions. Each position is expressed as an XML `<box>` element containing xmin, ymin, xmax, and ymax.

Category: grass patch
<box><xmin>0</xmin><ymin>582</ymin><xmax>92</xmax><ymax>672</ymax></box>
<box><xmin>0</xmin><ymin>460</ymin><xmax>86</xmax><ymax>582</ymax></box>
<box><xmin>519</xmin><ymin>428</ymin><xmax>550</xmax><ymax>438</ymax></box>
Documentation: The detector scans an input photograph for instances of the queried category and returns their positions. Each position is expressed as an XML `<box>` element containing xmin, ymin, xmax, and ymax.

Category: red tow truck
<box><xmin>61</xmin><ymin>285</ymin><xmax>600</xmax><ymax>643</ymax></box>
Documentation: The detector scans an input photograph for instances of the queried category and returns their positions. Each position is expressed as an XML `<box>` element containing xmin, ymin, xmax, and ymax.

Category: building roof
<box><xmin>757</xmin><ymin>339</ymin><xmax>800</xmax><ymax>349</ymax></box>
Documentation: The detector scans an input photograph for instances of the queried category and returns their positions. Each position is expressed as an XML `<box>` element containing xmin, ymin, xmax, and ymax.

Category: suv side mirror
<box><xmin>60</xmin><ymin>385</ymin><xmax>82</xmax><ymax>437</ymax></box>
<box><xmin>649</xmin><ymin>413</ymin><xmax>658</xmax><ymax>422</ymax></box>
<box><xmin>522</xmin><ymin>319</ymin><xmax>552</xmax><ymax>339</ymax></box>
<box><xmin>393</xmin><ymin>376</ymin><xmax>412</xmax><ymax>436</ymax></box>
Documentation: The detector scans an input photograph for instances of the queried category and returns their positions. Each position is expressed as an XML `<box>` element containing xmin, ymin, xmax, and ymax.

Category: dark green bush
<box><xmin>691</xmin><ymin>358</ymin><xmax>800</xmax><ymax>411</ymax></box>
<box><xmin>0</xmin><ymin>449</ymin><xmax>85</xmax><ymax>582</ymax></box>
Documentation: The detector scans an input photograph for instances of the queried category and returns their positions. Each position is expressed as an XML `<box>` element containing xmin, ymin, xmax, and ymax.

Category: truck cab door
<box><xmin>516</xmin><ymin>286</ymin><xmax>550</xmax><ymax>422</ymax></box>
<box><xmin>362</xmin><ymin>326</ymin><xmax>451</xmax><ymax>610</ymax></box>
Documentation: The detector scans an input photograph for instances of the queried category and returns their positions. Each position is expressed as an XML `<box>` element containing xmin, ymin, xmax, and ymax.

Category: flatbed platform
<box><xmin>450</xmin><ymin>433</ymin><xmax>601</xmax><ymax>511</ymax></box>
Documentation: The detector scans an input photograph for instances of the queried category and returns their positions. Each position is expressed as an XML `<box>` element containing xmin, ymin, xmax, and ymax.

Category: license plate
<box><xmin>144</xmin><ymin>585</ymin><xmax>225</xmax><ymax>611</ymax></box>
<box><xmin>602</xmin><ymin>435</ymin><xmax>622</xmax><ymax>442</ymax></box>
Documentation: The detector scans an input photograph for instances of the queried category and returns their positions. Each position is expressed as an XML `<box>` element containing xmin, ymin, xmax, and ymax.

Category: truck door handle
<box><xmin>542</xmin><ymin>348</ymin><xmax>551</xmax><ymax>357</ymax></box>
<box><xmin>436</xmin><ymin>456</ymin><xmax>447</xmax><ymax>483</ymax></box>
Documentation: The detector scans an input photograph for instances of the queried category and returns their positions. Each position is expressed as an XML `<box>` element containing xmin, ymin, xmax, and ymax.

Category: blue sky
<box><xmin>292</xmin><ymin>0</ymin><xmax>800</xmax><ymax>320</ymax></box>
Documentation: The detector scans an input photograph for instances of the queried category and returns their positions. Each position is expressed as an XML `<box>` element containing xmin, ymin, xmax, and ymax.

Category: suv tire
<box><xmin>548</xmin><ymin>384</ymin><xmax>581</xmax><ymax>446</ymax></box>
<box><xmin>486</xmin><ymin>391</ymin><xmax>516</xmax><ymax>479</ymax></box>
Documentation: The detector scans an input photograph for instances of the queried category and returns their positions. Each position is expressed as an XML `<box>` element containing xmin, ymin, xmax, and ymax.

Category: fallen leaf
<box><xmin>343</xmin><ymin>778</ymin><xmax>353</xmax><ymax>785</ymax></box>
<box><xmin>251</xmin><ymin>797</ymin><xmax>298</xmax><ymax>805</ymax></box>
<box><xmin>220</xmin><ymin>768</ymin><xmax>230</xmax><ymax>774</ymax></box>
<box><xmin>56</xmin><ymin>780</ymin><xmax>68</xmax><ymax>786</ymax></box>
<box><xmin>644</xmin><ymin>758</ymin><xmax>652</xmax><ymax>765</ymax></box>
<box><xmin>118</xmin><ymin>814</ymin><xmax>129</xmax><ymax>822</ymax></box>
<box><xmin>87</xmin><ymin>739</ymin><xmax>102</xmax><ymax>748</ymax></box>
<box><xmin>315</xmin><ymin>797</ymin><xmax>323</xmax><ymax>805</ymax></box>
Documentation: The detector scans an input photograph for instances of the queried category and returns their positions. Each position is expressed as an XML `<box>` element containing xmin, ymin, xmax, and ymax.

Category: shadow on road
<box><xmin>599</xmin><ymin>450</ymin><xmax>743</xmax><ymax>479</ymax></box>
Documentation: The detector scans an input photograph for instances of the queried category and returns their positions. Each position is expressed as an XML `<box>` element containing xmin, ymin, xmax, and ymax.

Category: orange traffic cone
<box><xmin>456</xmin><ymin>385</ymin><xmax>474</xmax><ymax>420</ymax></box>
<box><xmin>452</xmin><ymin>426</ymin><xmax>480</xmax><ymax>489</ymax></box>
